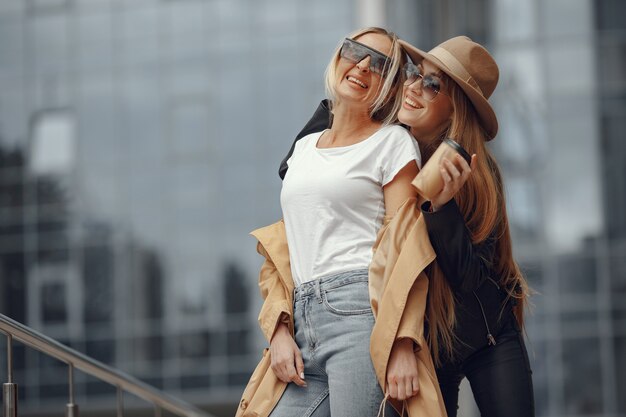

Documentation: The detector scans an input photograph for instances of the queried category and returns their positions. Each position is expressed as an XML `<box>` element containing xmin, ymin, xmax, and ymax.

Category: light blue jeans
<box><xmin>269</xmin><ymin>269</ymin><xmax>399</xmax><ymax>417</ymax></box>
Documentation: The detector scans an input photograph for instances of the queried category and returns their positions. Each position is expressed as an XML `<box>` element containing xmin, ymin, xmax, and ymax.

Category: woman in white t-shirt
<box><xmin>267</xmin><ymin>27</ymin><xmax>421</xmax><ymax>417</ymax></box>
<box><xmin>278</xmin><ymin>36</ymin><xmax>535</xmax><ymax>417</ymax></box>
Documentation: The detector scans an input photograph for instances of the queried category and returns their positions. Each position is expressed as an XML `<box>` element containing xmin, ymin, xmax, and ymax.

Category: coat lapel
<box><xmin>250</xmin><ymin>220</ymin><xmax>295</xmax><ymax>297</ymax></box>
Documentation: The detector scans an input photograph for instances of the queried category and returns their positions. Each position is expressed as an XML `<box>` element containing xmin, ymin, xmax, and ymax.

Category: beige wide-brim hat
<box><xmin>399</xmin><ymin>36</ymin><xmax>499</xmax><ymax>140</ymax></box>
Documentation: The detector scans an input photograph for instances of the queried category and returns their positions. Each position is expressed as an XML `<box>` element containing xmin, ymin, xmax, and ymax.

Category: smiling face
<box><xmin>398</xmin><ymin>60</ymin><xmax>454</xmax><ymax>143</ymax></box>
<box><xmin>333</xmin><ymin>32</ymin><xmax>393</xmax><ymax>110</ymax></box>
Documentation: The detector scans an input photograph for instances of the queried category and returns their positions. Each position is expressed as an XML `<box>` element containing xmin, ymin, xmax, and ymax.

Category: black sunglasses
<box><xmin>403</xmin><ymin>62</ymin><xmax>448</xmax><ymax>101</ymax></box>
<box><xmin>340</xmin><ymin>38</ymin><xmax>392</xmax><ymax>76</ymax></box>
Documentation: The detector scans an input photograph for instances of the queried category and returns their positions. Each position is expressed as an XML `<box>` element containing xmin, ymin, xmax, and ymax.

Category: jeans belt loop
<box><xmin>314</xmin><ymin>279</ymin><xmax>323</xmax><ymax>303</ymax></box>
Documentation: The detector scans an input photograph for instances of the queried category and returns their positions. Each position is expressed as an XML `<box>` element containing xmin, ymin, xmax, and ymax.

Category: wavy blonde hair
<box><xmin>324</xmin><ymin>27</ymin><xmax>407</xmax><ymax>126</ymax></box>
<box><xmin>422</xmin><ymin>78</ymin><xmax>532</xmax><ymax>367</ymax></box>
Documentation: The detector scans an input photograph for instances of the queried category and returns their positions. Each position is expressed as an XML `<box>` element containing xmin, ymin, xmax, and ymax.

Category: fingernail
<box><xmin>300</xmin><ymin>372</ymin><xmax>305</xmax><ymax>379</ymax></box>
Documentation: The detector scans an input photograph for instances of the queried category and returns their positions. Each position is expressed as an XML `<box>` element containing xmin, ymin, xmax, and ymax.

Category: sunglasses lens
<box><xmin>422</xmin><ymin>76</ymin><xmax>440</xmax><ymax>100</ymax></box>
<box><xmin>341</xmin><ymin>39</ymin><xmax>390</xmax><ymax>76</ymax></box>
<box><xmin>370</xmin><ymin>56</ymin><xmax>389</xmax><ymax>75</ymax></box>
<box><xmin>340</xmin><ymin>41</ymin><xmax>362</xmax><ymax>63</ymax></box>
<box><xmin>403</xmin><ymin>63</ymin><xmax>443</xmax><ymax>101</ymax></box>
<box><xmin>403</xmin><ymin>63</ymin><xmax>419</xmax><ymax>86</ymax></box>
<box><xmin>339</xmin><ymin>40</ymin><xmax>356</xmax><ymax>61</ymax></box>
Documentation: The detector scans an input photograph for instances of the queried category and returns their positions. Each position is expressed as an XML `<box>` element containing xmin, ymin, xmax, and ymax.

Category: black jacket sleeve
<box><xmin>421</xmin><ymin>199</ymin><xmax>496</xmax><ymax>293</ymax></box>
<box><xmin>278</xmin><ymin>99</ymin><xmax>332</xmax><ymax>180</ymax></box>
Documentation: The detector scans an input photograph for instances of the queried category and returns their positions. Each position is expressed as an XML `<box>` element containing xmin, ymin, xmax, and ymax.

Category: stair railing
<box><xmin>0</xmin><ymin>313</ymin><xmax>214</xmax><ymax>417</ymax></box>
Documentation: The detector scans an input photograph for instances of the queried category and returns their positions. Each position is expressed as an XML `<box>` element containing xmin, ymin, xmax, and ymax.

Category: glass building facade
<box><xmin>0</xmin><ymin>0</ymin><xmax>357</xmax><ymax>411</ymax></box>
<box><xmin>0</xmin><ymin>0</ymin><xmax>623</xmax><ymax>416</ymax></box>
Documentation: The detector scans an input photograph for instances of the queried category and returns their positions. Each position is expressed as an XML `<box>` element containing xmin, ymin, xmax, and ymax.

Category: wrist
<box><xmin>271</xmin><ymin>321</ymin><xmax>290</xmax><ymax>343</ymax></box>
<box><xmin>428</xmin><ymin>201</ymin><xmax>440</xmax><ymax>212</ymax></box>
<box><xmin>395</xmin><ymin>337</ymin><xmax>415</xmax><ymax>350</ymax></box>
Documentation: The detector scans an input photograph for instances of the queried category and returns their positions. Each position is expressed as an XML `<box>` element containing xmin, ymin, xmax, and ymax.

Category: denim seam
<box><xmin>320</xmin><ymin>277</ymin><xmax>369</xmax><ymax>293</ymax></box>
<box><xmin>303</xmin><ymin>298</ymin><xmax>317</xmax><ymax>349</ymax></box>
<box><xmin>293</xmin><ymin>270</ymin><xmax>369</xmax><ymax>299</ymax></box>
<box><xmin>294</xmin><ymin>279</ymin><xmax>370</xmax><ymax>302</ymax></box>
<box><xmin>296</xmin><ymin>300</ymin><xmax>326</xmax><ymax>377</ymax></box>
<box><xmin>302</xmin><ymin>387</ymin><xmax>329</xmax><ymax>417</ymax></box>
<box><xmin>307</xmin><ymin>347</ymin><xmax>327</xmax><ymax>376</ymax></box>
<box><xmin>321</xmin><ymin>291</ymin><xmax>373</xmax><ymax>316</ymax></box>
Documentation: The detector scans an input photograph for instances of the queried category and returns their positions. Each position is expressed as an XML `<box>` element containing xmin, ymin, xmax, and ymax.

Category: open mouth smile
<box><xmin>347</xmin><ymin>76</ymin><xmax>368</xmax><ymax>89</ymax></box>
<box><xmin>404</xmin><ymin>96</ymin><xmax>423</xmax><ymax>109</ymax></box>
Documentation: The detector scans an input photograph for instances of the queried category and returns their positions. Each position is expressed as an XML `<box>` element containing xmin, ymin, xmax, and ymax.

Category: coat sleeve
<box><xmin>395</xmin><ymin>274</ymin><xmax>427</xmax><ymax>350</ymax></box>
<box><xmin>421</xmin><ymin>199</ymin><xmax>496</xmax><ymax>292</ymax></box>
<box><xmin>256</xmin><ymin>242</ymin><xmax>293</xmax><ymax>343</ymax></box>
<box><xmin>370</xmin><ymin>199</ymin><xmax>431</xmax><ymax>351</ymax></box>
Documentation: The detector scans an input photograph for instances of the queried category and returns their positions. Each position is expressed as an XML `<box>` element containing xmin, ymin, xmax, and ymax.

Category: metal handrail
<box><xmin>0</xmin><ymin>313</ymin><xmax>214</xmax><ymax>417</ymax></box>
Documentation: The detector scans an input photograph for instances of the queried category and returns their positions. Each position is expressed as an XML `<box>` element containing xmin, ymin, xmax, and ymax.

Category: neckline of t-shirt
<box><xmin>314</xmin><ymin>125</ymin><xmax>392</xmax><ymax>152</ymax></box>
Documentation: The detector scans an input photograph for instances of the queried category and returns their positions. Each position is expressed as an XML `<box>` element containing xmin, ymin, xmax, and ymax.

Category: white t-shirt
<box><xmin>280</xmin><ymin>124</ymin><xmax>421</xmax><ymax>286</ymax></box>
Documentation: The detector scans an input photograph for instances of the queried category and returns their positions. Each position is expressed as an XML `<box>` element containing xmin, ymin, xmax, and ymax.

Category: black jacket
<box><xmin>281</xmin><ymin>100</ymin><xmax>512</xmax><ymax>363</ymax></box>
<box><xmin>421</xmin><ymin>199</ymin><xmax>512</xmax><ymax>362</ymax></box>
<box><xmin>278</xmin><ymin>100</ymin><xmax>332</xmax><ymax>180</ymax></box>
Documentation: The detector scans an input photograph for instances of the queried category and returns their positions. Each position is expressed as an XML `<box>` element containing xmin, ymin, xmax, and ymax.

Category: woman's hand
<box><xmin>386</xmin><ymin>338</ymin><xmax>419</xmax><ymax>400</ymax></box>
<box><xmin>270</xmin><ymin>323</ymin><xmax>307</xmax><ymax>387</ymax></box>
<box><xmin>430</xmin><ymin>153</ymin><xmax>477</xmax><ymax>211</ymax></box>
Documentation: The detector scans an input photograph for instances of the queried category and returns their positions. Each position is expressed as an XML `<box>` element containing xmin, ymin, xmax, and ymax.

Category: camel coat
<box><xmin>235</xmin><ymin>198</ymin><xmax>447</xmax><ymax>417</ymax></box>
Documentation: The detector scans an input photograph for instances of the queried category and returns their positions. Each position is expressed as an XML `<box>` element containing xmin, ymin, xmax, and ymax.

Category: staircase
<box><xmin>0</xmin><ymin>313</ymin><xmax>215</xmax><ymax>417</ymax></box>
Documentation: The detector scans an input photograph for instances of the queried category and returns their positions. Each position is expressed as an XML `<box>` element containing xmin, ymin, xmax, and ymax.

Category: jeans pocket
<box><xmin>321</xmin><ymin>281</ymin><xmax>373</xmax><ymax>316</ymax></box>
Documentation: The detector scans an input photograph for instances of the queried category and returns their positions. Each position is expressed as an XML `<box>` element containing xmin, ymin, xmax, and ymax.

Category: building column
<box><xmin>356</xmin><ymin>0</ymin><xmax>387</xmax><ymax>28</ymax></box>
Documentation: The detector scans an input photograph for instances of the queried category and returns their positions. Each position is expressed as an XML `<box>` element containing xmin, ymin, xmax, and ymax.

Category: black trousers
<box><xmin>436</xmin><ymin>314</ymin><xmax>535</xmax><ymax>417</ymax></box>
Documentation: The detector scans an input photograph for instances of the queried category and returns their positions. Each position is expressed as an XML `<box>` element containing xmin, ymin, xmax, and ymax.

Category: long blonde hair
<box><xmin>424</xmin><ymin>79</ymin><xmax>531</xmax><ymax>366</ymax></box>
<box><xmin>324</xmin><ymin>27</ymin><xmax>407</xmax><ymax>126</ymax></box>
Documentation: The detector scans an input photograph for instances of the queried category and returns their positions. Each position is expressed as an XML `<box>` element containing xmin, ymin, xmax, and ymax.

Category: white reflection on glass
<box><xmin>30</xmin><ymin>110</ymin><xmax>75</xmax><ymax>176</ymax></box>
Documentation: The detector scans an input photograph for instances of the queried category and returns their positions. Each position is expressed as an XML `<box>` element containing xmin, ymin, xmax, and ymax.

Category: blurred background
<box><xmin>0</xmin><ymin>0</ymin><xmax>624</xmax><ymax>416</ymax></box>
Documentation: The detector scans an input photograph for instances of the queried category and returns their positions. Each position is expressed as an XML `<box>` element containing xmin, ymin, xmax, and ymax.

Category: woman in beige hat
<box><xmin>282</xmin><ymin>35</ymin><xmax>535</xmax><ymax>417</ymax></box>
<box><xmin>397</xmin><ymin>36</ymin><xmax>535</xmax><ymax>417</ymax></box>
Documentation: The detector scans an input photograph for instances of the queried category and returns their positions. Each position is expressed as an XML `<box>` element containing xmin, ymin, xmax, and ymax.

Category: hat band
<box><xmin>429</xmin><ymin>47</ymin><xmax>483</xmax><ymax>96</ymax></box>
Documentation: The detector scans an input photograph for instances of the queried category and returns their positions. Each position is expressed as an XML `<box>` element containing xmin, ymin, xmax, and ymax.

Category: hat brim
<box><xmin>400</xmin><ymin>40</ymin><xmax>498</xmax><ymax>140</ymax></box>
